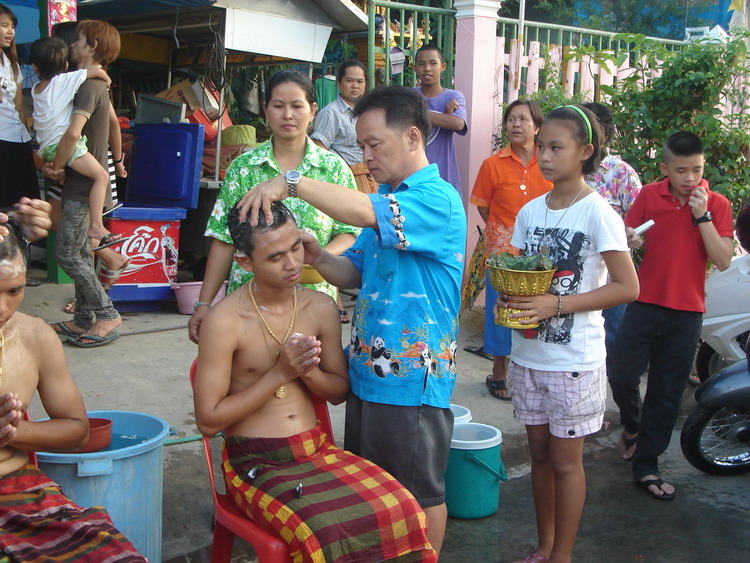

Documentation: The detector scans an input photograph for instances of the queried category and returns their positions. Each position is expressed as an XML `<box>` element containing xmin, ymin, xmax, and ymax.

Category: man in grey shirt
<box><xmin>311</xmin><ymin>60</ymin><xmax>367</xmax><ymax>165</ymax></box>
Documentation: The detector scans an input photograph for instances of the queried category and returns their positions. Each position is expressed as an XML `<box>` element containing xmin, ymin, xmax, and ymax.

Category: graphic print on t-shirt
<box><xmin>519</xmin><ymin>226</ymin><xmax>590</xmax><ymax>345</ymax></box>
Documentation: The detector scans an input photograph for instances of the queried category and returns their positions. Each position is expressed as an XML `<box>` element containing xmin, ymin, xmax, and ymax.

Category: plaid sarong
<box><xmin>0</xmin><ymin>464</ymin><xmax>146</xmax><ymax>562</ymax></box>
<box><xmin>223</xmin><ymin>424</ymin><xmax>436</xmax><ymax>563</ymax></box>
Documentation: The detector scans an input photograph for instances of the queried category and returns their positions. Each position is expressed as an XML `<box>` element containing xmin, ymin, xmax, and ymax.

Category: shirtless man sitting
<box><xmin>0</xmin><ymin>218</ymin><xmax>145</xmax><ymax>562</ymax></box>
<box><xmin>193</xmin><ymin>203</ymin><xmax>436</xmax><ymax>562</ymax></box>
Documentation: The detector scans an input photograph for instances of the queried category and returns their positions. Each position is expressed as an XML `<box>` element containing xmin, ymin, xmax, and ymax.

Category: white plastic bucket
<box><xmin>449</xmin><ymin>404</ymin><xmax>472</xmax><ymax>425</ymax></box>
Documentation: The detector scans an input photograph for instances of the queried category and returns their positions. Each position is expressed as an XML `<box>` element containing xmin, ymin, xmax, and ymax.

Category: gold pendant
<box><xmin>275</xmin><ymin>385</ymin><xmax>287</xmax><ymax>399</ymax></box>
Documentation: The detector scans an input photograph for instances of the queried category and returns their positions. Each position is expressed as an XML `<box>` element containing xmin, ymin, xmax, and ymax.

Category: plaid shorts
<box><xmin>508</xmin><ymin>360</ymin><xmax>606</xmax><ymax>438</ymax></box>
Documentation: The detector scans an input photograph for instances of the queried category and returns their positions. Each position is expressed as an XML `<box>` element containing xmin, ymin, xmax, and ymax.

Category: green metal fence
<box><xmin>364</xmin><ymin>4</ymin><xmax>688</xmax><ymax>91</ymax></box>
<box><xmin>366</xmin><ymin>0</ymin><xmax>456</xmax><ymax>88</ymax></box>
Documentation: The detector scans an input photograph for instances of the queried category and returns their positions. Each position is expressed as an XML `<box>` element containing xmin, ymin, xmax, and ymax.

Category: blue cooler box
<box><xmin>102</xmin><ymin>123</ymin><xmax>204</xmax><ymax>311</ymax></box>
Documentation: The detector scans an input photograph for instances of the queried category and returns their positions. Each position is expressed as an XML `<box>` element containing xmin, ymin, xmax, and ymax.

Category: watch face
<box><xmin>285</xmin><ymin>170</ymin><xmax>301</xmax><ymax>183</ymax></box>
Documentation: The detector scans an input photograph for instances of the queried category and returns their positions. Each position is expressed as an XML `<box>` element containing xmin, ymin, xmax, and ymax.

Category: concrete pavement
<box><xmin>20</xmin><ymin>262</ymin><xmax>750</xmax><ymax>562</ymax></box>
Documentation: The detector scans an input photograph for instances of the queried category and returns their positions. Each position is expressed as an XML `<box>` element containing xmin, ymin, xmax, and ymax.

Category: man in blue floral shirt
<box><xmin>237</xmin><ymin>86</ymin><xmax>467</xmax><ymax>556</ymax></box>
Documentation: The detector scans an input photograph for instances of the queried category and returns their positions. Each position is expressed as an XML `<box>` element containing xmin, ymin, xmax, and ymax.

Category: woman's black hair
<box><xmin>582</xmin><ymin>102</ymin><xmax>615</xmax><ymax>155</ymax></box>
<box><xmin>0</xmin><ymin>4</ymin><xmax>19</xmax><ymax>74</ymax></box>
<box><xmin>545</xmin><ymin>105</ymin><xmax>603</xmax><ymax>176</ymax></box>
<box><xmin>265</xmin><ymin>70</ymin><xmax>316</xmax><ymax>106</ymax></box>
<box><xmin>503</xmin><ymin>98</ymin><xmax>544</xmax><ymax>134</ymax></box>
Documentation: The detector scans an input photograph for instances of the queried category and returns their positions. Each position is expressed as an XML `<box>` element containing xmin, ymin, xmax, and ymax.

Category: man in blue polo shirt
<box><xmin>237</xmin><ymin>85</ymin><xmax>467</xmax><ymax>556</ymax></box>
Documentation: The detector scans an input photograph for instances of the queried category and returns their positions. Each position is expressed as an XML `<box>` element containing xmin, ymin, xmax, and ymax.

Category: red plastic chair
<box><xmin>190</xmin><ymin>358</ymin><xmax>335</xmax><ymax>563</ymax></box>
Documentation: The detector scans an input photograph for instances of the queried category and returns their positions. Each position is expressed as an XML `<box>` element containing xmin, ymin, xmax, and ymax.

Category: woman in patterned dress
<box><xmin>188</xmin><ymin>70</ymin><xmax>360</xmax><ymax>343</ymax></box>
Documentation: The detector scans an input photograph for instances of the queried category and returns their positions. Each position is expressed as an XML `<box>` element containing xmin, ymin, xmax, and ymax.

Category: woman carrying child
<box><xmin>501</xmin><ymin>105</ymin><xmax>639</xmax><ymax>563</ymax></box>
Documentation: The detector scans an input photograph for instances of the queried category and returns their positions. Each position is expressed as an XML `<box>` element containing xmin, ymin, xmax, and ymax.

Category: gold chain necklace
<box><xmin>249</xmin><ymin>283</ymin><xmax>297</xmax><ymax>399</ymax></box>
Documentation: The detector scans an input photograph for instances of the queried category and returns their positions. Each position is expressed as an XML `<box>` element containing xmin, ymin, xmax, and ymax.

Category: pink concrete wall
<box><xmin>455</xmin><ymin>12</ymin><xmax>500</xmax><ymax>307</ymax></box>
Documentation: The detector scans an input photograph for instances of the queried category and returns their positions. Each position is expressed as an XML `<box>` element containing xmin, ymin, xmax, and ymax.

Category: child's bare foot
<box><xmin>88</xmin><ymin>225</ymin><xmax>111</xmax><ymax>242</ymax></box>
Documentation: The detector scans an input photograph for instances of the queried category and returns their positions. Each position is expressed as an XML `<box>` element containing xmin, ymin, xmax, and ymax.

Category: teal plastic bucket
<box><xmin>36</xmin><ymin>410</ymin><xmax>170</xmax><ymax>562</ymax></box>
<box><xmin>449</xmin><ymin>403</ymin><xmax>472</xmax><ymax>425</ymax></box>
<box><xmin>444</xmin><ymin>422</ymin><xmax>507</xmax><ymax>519</ymax></box>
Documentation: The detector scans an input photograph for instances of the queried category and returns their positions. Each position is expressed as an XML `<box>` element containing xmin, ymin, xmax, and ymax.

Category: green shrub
<box><xmin>571</xmin><ymin>33</ymin><xmax>750</xmax><ymax>215</ymax></box>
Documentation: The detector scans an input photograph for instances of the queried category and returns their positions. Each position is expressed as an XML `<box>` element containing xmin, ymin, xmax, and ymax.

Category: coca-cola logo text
<box><xmin>120</xmin><ymin>226</ymin><xmax>161</xmax><ymax>263</ymax></box>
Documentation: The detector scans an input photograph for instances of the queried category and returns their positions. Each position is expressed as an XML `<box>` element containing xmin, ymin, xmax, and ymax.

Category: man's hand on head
<box><xmin>0</xmin><ymin>198</ymin><xmax>52</xmax><ymax>243</ymax></box>
<box><xmin>300</xmin><ymin>231</ymin><xmax>323</xmax><ymax>266</ymax></box>
<box><xmin>237</xmin><ymin>175</ymin><xmax>289</xmax><ymax>225</ymax></box>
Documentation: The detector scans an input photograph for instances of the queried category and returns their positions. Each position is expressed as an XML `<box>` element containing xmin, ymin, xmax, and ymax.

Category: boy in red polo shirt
<box><xmin>608</xmin><ymin>132</ymin><xmax>734</xmax><ymax>500</ymax></box>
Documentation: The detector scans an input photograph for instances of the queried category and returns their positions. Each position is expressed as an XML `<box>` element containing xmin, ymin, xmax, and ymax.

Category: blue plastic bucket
<box><xmin>449</xmin><ymin>404</ymin><xmax>472</xmax><ymax>425</ymax></box>
<box><xmin>444</xmin><ymin>422</ymin><xmax>507</xmax><ymax>519</ymax></box>
<box><xmin>36</xmin><ymin>410</ymin><xmax>170</xmax><ymax>562</ymax></box>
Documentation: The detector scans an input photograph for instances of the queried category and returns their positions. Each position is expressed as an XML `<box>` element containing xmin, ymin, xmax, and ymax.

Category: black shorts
<box><xmin>344</xmin><ymin>393</ymin><xmax>454</xmax><ymax>507</ymax></box>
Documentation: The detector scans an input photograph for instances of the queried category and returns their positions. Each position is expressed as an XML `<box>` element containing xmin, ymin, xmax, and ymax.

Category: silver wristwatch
<box><xmin>285</xmin><ymin>170</ymin><xmax>301</xmax><ymax>198</ymax></box>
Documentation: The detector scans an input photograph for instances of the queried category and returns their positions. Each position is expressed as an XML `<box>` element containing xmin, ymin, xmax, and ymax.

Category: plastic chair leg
<box><xmin>210</xmin><ymin>520</ymin><xmax>235</xmax><ymax>563</ymax></box>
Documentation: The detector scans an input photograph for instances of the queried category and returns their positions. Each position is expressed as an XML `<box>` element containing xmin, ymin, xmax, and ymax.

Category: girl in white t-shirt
<box><xmin>30</xmin><ymin>36</ymin><xmax>123</xmax><ymax>250</ymax></box>
<box><xmin>501</xmin><ymin>105</ymin><xmax>639</xmax><ymax>563</ymax></box>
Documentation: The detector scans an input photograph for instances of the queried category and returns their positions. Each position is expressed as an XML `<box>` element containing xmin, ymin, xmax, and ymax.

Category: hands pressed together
<box><xmin>276</xmin><ymin>334</ymin><xmax>322</xmax><ymax>383</ymax></box>
<box><xmin>0</xmin><ymin>393</ymin><xmax>24</xmax><ymax>448</ymax></box>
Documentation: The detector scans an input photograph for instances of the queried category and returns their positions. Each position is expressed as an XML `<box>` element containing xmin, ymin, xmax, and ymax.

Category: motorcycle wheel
<box><xmin>680</xmin><ymin>405</ymin><xmax>750</xmax><ymax>475</ymax></box>
<box><xmin>695</xmin><ymin>342</ymin><xmax>731</xmax><ymax>384</ymax></box>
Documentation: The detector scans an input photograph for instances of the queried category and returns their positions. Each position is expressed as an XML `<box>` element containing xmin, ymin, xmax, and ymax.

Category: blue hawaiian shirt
<box><xmin>343</xmin><ymin>164</ymin><xmax>467</xmax><ymax>408</ymax></box>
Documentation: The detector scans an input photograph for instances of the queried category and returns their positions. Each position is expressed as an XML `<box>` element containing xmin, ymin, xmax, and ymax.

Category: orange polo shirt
<box><xmin>470</xmin><ymin>145</ymin><xmax>552</xmax><ymax>258</ymax></box>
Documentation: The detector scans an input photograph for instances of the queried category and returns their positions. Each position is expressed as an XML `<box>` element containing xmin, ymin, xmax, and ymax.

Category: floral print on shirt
<box><xmin>586</xmin><ymin>154</ymin><xmax>642</xmax><ymax>219</ymax></box>
<box><xmin>205</xmin><ymin>138</ymin><xmax>360</xmax><ymax>299</ymax></box>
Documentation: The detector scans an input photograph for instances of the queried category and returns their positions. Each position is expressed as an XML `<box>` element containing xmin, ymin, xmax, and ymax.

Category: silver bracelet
<box><xmin>193</xmin><ymin>301</ymin><xmax>212</xmax><ymax>312</ymax></box>
<box><xmin>556</xmin><ymin>294</ymin><xmax>563</xmax><ymax>318</ymax></box>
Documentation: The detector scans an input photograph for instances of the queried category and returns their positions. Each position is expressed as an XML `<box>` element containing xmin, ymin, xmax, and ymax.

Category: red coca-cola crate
<box><xmin>102</xmin><ymin>206</ymin><xmax>186</xmax><ymax>311</ymax></box>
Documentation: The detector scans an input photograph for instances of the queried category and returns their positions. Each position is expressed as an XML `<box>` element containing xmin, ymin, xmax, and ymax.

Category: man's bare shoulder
<box><xmin>9</xmin><ymin>312</ymin><xmax>55</xmax><ymax>344</ymax></box>
<box><xmin>297</xmin><ymin>286</ymin><xmax>339</xmax><ymax>324</ymax></box>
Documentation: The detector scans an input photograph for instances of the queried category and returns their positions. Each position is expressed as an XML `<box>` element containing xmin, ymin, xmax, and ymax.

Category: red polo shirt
<box><xmin>624</xmin><ymin>178</ymin><xmax>733</xmax><ymax>312</ymax></box>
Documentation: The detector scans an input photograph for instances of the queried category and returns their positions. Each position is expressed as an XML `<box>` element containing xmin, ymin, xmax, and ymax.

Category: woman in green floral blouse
<box><xmin>188</xmin><ymin>70</ymin><xmax>360</xmax><ymax>343</ymax></box>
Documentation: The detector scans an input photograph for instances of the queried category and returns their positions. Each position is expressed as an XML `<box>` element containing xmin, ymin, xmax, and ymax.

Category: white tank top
<box><xmin>0</xmin><ymin>52</ymin><xmax>31</xmax><ymax>143</ymax></box>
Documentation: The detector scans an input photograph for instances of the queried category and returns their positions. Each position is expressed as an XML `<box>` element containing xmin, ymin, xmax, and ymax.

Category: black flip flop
<box><xmin>93</xmin><ymin>234</ymin><xmax>132</xmax><ymax>252</ymax></box>
<box><xmin>485</xmin><ymin>374</ymin><xmax>511</xmax><ymax>401</ymax></box>
<box><xmin>636</xmin><ymin>477</ymin><xmax>675</xmax><ymax>501</ymax></box>
<box><xmin>464</xmin><ymin>344</ymin><xmax>494</xmax><ymax>361</ymax></box>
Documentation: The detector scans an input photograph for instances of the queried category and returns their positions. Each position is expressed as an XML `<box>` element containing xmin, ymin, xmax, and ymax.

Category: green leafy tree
<box><xmin>577</xmin><ymin>33</ymin><xmax>750</xmax><ymax>214</ymax></box>
<box><xmin>536</xmin><ymin>0</ymin><xmax>711</xmax><ymax>40</ymax></box>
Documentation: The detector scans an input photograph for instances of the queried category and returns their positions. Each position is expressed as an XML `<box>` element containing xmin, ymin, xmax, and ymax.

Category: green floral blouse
<box><xmin>205</xmin><ymin>138</ymin><xmax>360</xmax><ymax>299</ymax></box>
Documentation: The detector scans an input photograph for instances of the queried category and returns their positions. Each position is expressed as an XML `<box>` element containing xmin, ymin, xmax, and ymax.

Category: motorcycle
<box><xmin>693</xmin><ymin>201</ymin><xmax>750</xmax><ymax>383</ymax></box>
<box><xmin>681</xmin><ymin>349</ymin><xmax>750</xmax><ymax>475</ymax></box>
<box><xmin>695</xmin><ymin>254</ymin><xmax>750</xmax><ymax>382</ymax></box>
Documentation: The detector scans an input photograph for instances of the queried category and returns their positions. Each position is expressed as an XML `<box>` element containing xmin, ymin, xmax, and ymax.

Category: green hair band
<box><xmin>561</xmin><ymin>105</ymin><xmax>592</xmax><ymax>145</ymax></box>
